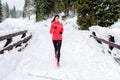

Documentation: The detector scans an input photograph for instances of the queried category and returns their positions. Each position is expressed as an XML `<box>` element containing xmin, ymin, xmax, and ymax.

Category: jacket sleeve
<box><xmin>50</xmin><ymin>23</ymin><xmax>55</xmax><ymax>34</ymax></box>
<box><xmin>61</xmin><ymin>23</ymin><xmax>64</xmax><ymax>33</ymax></box>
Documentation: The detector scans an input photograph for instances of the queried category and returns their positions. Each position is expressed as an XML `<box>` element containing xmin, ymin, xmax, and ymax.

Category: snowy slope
<box><xmin>0</xmin><ymin>16</ymin><xmax>120</xmax><ymax>80</ymax></box>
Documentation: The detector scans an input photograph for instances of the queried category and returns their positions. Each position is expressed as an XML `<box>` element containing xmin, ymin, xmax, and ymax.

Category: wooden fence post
<box><xmin>108</xmin><ymin>35</ymin><xmax>115</xmax><ymax>50</ymax></box>
<box><xmin>92</xmin><ymin>32</ymin><xmax>102</xmax><ymax>44</ymax></box>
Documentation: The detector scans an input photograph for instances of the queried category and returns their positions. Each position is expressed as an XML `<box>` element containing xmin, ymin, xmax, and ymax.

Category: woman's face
<box><xmin>55</xmin><ymin>16</ymin><xmax>59</xmax><ymax>21</ymax></box>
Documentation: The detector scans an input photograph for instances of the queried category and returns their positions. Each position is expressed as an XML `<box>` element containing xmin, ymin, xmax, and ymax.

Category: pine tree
<box><xmin>2</xmin><ymin>2</ymin><xmax>9</xmax><ymax>20</ymax></box>
<box><xmin>97</xmin><ymin>0</ymin><xmax>120</xmax><ymax>27</ymax></box>
<box><xmin>60</xmin><ymin>0</ymin><xmax>69</xmax><ymax>17</ymax></box>
<box><xmin>0</xmin><ymin>0</ymin><xmax>2</xmax><ymax>22</ymax></box>
<box><xmin>59</xmin><ymin>0</ymin><xmax>77</xmax><ymax>18</ymax></box>
<box><xmin>77</xmin><ymin>0</ymin><xmax>120</xmax><ymax>30</ymax></box>
<box><xmin>34</xmin><ymin>0</ymin><xmax>77</xmax><ymax>21</ymax></box>
<box><xmin>77</xmin><ymin>0</ymin><xmax>102</xmax><ymax>30</ymax></box>
<box><xmin>5</xmin><ymin>2</ymin><xmax>9</xmax><ymax>18</ymax></box>
<box><xmin>51</xmin><ymin>0</ymin><xmax>61</xmax><ymax>15</ymax></box>
<box><xmin>13</xmin><ymin>6</ymin><xmax>16</xmax><ymax>18</ymax></box>
<box><xmin>69</xmin><ymin>0</ymin><xmax>77</xmax><ymax>17</ymax></box>
<box><xmin>23</xmin><ymin>0</ymin><xmax>34</xmax><ymax>19</ymax></box>
<box><xmin>34</xmin><ymin>0</ymin><xmax>55</xmax><ymax>21</ymax></box>
<box><xmin>16</xmin><ymin>10</ymin><xmax>23</xmax><ymax>18</ymax></box>
<box><xmin>2</xmin><ymin>3</ymin><xmax>5</xmax><ymax>20</ymax></box>
<box><xmin>34</xmin><ymin>0</ymin><xmax>44</xmax><ymax>21</ymax></box>
<box><xmin>10</xmin><ymin>6</ymin><xmax>16</xmax><ymax>18</ymax></box>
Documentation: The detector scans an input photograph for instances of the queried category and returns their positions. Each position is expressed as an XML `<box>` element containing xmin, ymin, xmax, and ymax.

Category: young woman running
<box><xmin>50</xmin><ymin>15</ymin><xmax>64</xmax><ymax>67</ymax></box>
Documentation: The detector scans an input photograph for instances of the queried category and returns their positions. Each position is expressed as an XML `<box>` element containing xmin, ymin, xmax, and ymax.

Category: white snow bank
<box><xmin>0</xmin><ymin>16</ymin><xmax>120</xmax><ymax>80</ymax></box>
<box><xmin>89</xmin><ymin>25</ymin><xmax>120</xmax><ymax>58</ymax></box>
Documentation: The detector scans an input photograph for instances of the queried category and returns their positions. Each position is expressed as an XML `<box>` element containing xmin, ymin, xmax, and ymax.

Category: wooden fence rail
<box><xmin>0</xmin><ymin>30</ymin><xmax>32</xmax><ymax>54</ymax></box>
<box><xmin>90</xmin><ymin>32</ymin><xmax>120</xmax><ymax>65</ymax></box>
<box><xmin>91</xmin><ymin>32</ymin><xmax>120</xmax><ymax>50</ymax></box>
<box><xmin>0</xmin><ymin>30</ymin><xmax>27</xmax><ymax>41</ymax></box>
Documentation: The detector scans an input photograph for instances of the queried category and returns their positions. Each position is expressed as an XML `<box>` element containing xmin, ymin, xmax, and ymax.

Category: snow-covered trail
<box><xmin>0</xmin><ymin>18</ymin><xmax>120</xmax><ymax>80</ymax></box>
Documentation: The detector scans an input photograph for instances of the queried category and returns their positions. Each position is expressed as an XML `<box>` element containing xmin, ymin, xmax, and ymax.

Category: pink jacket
<box><xmin>50</xmin><ymin>21</ymin><xmax>64</xmax><ymax>40</ymax></box>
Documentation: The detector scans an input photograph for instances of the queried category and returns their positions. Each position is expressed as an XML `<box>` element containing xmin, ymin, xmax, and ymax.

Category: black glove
<box><xmin>54</xmin><ymin>26</ymin><xmax>57</xmax><ymax>29</ymax></box>
<box><xmin>59</xmin><ymin>31</ymin><xmax>62</xmax><ymax>34</ymax></box>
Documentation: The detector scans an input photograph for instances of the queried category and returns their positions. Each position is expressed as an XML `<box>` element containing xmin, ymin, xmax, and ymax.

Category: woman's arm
<box><xmin>61</xmin><ymin>23</ymin><xmax>64</xmax><ymax>33</ymax></box>
<box><xmin>50</xmin><ymin>23</ymin><xmax>55</xmax><ymax>34</ymax></box>
<box><xmin>59</xmin><ymin>23</ymin><xmax>64</xmax><ymax>34</ymax></box>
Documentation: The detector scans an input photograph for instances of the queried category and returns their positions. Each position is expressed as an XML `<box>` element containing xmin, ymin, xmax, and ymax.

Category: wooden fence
<box><xmin>90</xmin><ymin>32</ymin><xmax>120</xmax><ymax>65</ymax></box>
<box><xmin>0</xmin><ymin>30</ymin><xmax>32</xmax><ymax>54</ymax></box>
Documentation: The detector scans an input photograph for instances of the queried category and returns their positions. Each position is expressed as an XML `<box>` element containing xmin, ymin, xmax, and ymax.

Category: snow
<box><xmin>0</xmin><ymin>16</ymin><xmax>120</xmax><ymax>80</ymax></box>
<box><xmin>89</xmin><ymin>25</ymin><xmax>120</xmax><ymax>59</ymax></box>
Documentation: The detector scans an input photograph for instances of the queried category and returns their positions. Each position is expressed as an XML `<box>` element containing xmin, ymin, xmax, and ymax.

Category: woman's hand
<box><xmin>59</xmin><ymin>31</ymin><xmax>62</xmax><ymax>34</ymax></box>
<box><xmin>54</xmin><ymin>26</ymin><xmax>57</xmax><ymax>29</ymax></box>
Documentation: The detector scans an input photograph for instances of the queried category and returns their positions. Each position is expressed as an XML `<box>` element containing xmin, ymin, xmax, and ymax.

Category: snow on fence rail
<box><xmin>89</xmin><ymin>26</ymin><xmax>120</xmax><ymax>65</ymax></box>
<box><xmin>0</xmin><ymin>30</ymin><xmax>32</xmax><ymax>54</ymax></box>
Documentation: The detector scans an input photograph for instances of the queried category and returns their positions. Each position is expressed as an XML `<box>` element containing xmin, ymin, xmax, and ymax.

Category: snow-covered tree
<box><xmin>34</xmin><ymin>0</ymin><xmax>77</xmax><ymax>21</ymax></box>
<box><xmin>10</xmin><ymin>6</ymin><xmax>16</xmax><ymax>18</ymax></box>
<box><xmin>0</xmin><ymin>0</ymin><xmax>2</xmax><ymax>22</ymax></box>
<box><xmin>97</xmin><ymin>0</ymin><xmax>120</xmax><ymax>27</ymax></box>
<box><xmin>2</xmin><ymin>2</ymin><xmax>9</xmax><ymax>20</ymax></box>
<box><xmin>77</xmin><ymin>0</ymin><xmax>120</xmax><ymax>30</ymax></box>
<box><xmin>23</xmin><ymin>0</ymin><xmax>35</xmax><ymax>19</ymax></box>
<box><xmin>34</xmin><ymin>0</ymin><xmax>55</xmax><ymax>21</ymax></box>
<box><xmin>5</xmin><ymin>2</ymin><xmax>9</xmax><ymax>18</ymax></box>
<box><xmin>16</xmin><ymin>10</ymin><xmax>23</xmax><ymax>18</ymax></box>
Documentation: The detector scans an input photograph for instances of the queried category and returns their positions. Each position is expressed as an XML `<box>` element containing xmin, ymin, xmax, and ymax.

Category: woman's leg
<box><xmin>52</xmin><ymin>40</ymin><xmax>58</xmax><ymax>55</ymax></box>
<box><xmin>57</xmin><ymin>40</ymin><xmax>62</xmax><ymax>62</ymax></box>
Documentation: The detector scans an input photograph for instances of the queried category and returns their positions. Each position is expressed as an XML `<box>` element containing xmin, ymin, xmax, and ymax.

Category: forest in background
<box><xmin>0</xmin><ymin>0</ymin><xmax>120</xmax><ymax>30</ymax></box>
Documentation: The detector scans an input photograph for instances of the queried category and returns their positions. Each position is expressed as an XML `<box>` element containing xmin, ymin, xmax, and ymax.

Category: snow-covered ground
<box><xmin>89</xmin><ymin>24</ymin><xmax>120</xmax><ymax>59</ymax></box>
<box><xmin>0</xmin><ymin>16</ymin><xmax>120</xmax><ymax>80</ymax></box>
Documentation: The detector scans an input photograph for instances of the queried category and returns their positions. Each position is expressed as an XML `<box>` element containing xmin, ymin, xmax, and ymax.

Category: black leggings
<box><xmin>52</xmin><ymin>40</ymin><xmax>62</xmax><ymax>62</ymax></box>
